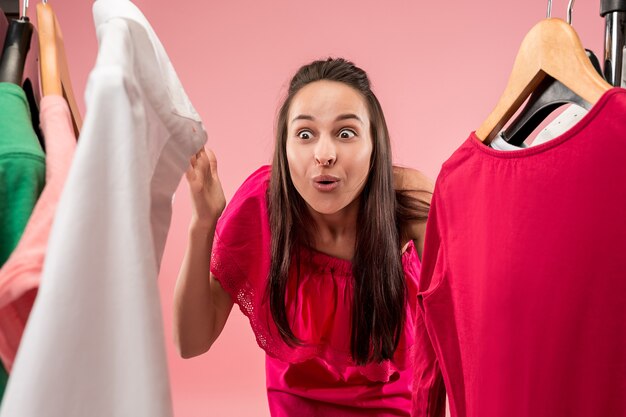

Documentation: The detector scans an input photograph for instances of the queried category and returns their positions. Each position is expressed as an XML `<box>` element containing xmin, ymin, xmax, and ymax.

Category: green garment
<box><xmin>0</xmin><ymin>82</ymin><xmax>46</xmax><ymax>401</ymax></box>
<box><xmin>0</xmin><ymin>363</ymin><xmax>6</xmax><ymax>400</ymax></box>
<box><xmin>0</xmin><ymin>82</ymin><xmax>45</xmax><ymax>265</ymax></box>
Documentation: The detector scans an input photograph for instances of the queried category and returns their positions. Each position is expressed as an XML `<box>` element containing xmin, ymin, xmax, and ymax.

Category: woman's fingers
<box><xmin>186</xmin><ymin>147</ymin><xmax>221</xmax><ymax>188</ymax></box>
<box><xmin>185</xmin><ymin>165</ymin><xmax>195</xmax><ymax>181</ymax></box>
<box><xmin>195</xmin><ymin>149</ymin><xmax>211</xmax><ymax>179</ymax></box>
<box><xmin>205</xmin><ymin>148</ymin><xmax>219</xmax><ymax>178</ymax></box>
<box><xmin>186</xmin><ymin>148</ymin><xmax>205</xmax><ymax>185</ymax></box>
<box><xmin>185</xmin><ymin>147</ymin><xmax>225</xmax><ymax>219</ymax></box>
<box><xmin>193</xmin><ymin>148</ymin><xmax>219</xmax><ymax>182</ymax></box>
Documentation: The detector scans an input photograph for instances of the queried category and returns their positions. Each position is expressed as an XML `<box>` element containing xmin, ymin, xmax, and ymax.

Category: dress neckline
<box><xmin>469</xmin><ymin>87</ymin><xmax>624</xmax><ymax>159</ymax></box>
<box><xmin>298</xmin><ymin>240</ymin><xmax>418</xmax><ymax>277</ymax></box>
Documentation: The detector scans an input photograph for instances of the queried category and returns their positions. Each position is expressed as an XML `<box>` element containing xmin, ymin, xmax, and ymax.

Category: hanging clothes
<box><xmin>491</xmin><ymin>104</ymin><xmax>589</xmax><ymax>151</ymax></box>
<box><xmin>0</xmin><ymin>83</ymin><xmax>45</xmax><ymax>267</ymax></box>
<box><xmin>0</xmin><ymin>82</ymin><xmax>45</xmax><ymax>400</ymax></box>
<box><xmin>0</xmin><ymin>95</ymin><xmax>76</xmax><ymax>373</ymax></box>
<box><xmin>413</xmin><ymin>87</ymin><xmax>626</xmax><ymax>417</ymax></box>
<box><xmin>0</xmin><ymin>365</ymin><xmax>5</xmax><ymax>406</ymax></box>
<box><xmin>0</xmin><ymin>0</ymin><xmax>207</xmax><ymax>416</ymax></box>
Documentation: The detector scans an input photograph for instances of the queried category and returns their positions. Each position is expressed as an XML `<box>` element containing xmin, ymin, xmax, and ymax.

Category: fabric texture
<box><xmin>0</xmin><ymin>95</ymin><xmax>76</xmax><ymax>372</ymax></box>
<box><xmin>413</xmin><ymin>87</ymin><xmax>626</xmax><ymax>417</ymax></box>
<box><xmin>0</xmin><ymin>82</ymin><xmax>45</xmax><ymax>400</ymax></box>
<box><xmin>0</xmin><ymin>1</ymin><xmax>207</xmax><ymax>416</ymax></box>
<box><xmin>211</xmin><ymin>165</ymin><xmax>422</xmax><ymax>416</ymax></box>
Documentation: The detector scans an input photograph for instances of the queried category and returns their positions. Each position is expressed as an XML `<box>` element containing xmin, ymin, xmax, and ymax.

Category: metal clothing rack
<box><xmin>601</xmin><ymin>0</ymin><xmax>626</xmax><ymax>86</ymax></box>
<box><xmin>2</xmin><ymin>0</ymin><xmax>625</xmax><ymax>86</ymax></box>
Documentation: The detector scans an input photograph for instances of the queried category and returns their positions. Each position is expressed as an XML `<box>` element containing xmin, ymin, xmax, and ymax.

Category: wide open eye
<box><xmin>338</xmin><ymin>129</ymin><xmax>356</xmax><ymax>139</ymax></box>
<box><xmin>297</xmin><ymin>130</ymin><xmax>314</xmax><ymax>140</ymax></box>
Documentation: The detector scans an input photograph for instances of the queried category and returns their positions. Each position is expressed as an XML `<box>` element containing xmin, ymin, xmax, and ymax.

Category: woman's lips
<box><xmin>312</xmin><ymin>175</ymin><xmax>340</xmax><ymax>192</ymax></box>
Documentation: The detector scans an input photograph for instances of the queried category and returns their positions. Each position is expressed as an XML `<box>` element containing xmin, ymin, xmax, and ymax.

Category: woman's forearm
<box><xmin>173</xmin><ymin>221</ymin><xmax>220</xmax><ymax>358</ymax></box>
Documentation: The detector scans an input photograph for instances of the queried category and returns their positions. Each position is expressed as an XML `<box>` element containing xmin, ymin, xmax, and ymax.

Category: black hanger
<box><xmin>0</xmin><ymin>0</ymin><xmax>33</xmax><ymax>85</ymax></box>
<box><xmin>501</xmin><ymin>49</ymin><xmax>603</xmax><ymax>146</ymax></box>
<box><xmin>0</xmin><ymin>9</ymin><xmax>8</xmax><ymax>62</ymax></box>
<box><xmin>0</xmin><ymin>2</ymin><xmax>43</xmax><ymax>150</ymax></box>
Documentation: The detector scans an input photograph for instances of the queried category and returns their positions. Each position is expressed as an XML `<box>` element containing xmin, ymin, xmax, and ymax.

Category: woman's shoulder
<box><xmin>219</xmin><ymin>165</ymin><xmax>272</xmax><ymax>210</ymax></box>
<box><xmin>213</xmin><ymin>165</ymin><xmax>272</xmax><ymax>270</ymax></box>
<box><xmin>238</xmin><ymin>165</ymin><xmax>272</xmax><ymax>194</ymax></box>
<box><xmin>393</xmin><ymin>166</ymin><xmax>434</xmax><ymax>258</ymax></box>
<box><xmin>221</xmin><ymin>165</ymin><xmax>271</xmax><ymax>218</ymax></box>
<box><xmin>393</xmin><ymin>165</ymin><xmax>434</xmax><ymax>198</ymax></box>
<box><xmin>211</xmin><ymin>167</ymin><xmax>273</xmax><ymax>317</ymax></box>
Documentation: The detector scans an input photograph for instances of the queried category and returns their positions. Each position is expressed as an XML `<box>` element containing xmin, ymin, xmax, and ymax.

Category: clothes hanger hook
<box><xmin>546</xmin><ymin>0</ymin><xmax>574</xmax><ymax>24</ymax></box>
<box><xmin>546</xmin><ymin>0</ymin><xmax>552</xmax><ymax>18</ymax></box>
<box><xmin>567</xmin><ymin>0</ymin><xmax>574</xmax><ymax>25</ymax></box>
<box><xmin>21</xmin><ymin>0</ymin><xmax>29</xmax><ymax>18</ymax></box>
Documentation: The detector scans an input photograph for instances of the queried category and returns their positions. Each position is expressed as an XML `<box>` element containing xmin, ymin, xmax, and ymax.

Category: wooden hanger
<box><xmin>501</xmin><ymin>50</ymin><xmax>603</xmax><ymax>146</ymax></box>
<box><xmin>475</xmin><ymin>18</ymin><xmax>612</xmax><ymax>144</ymax></box>
<box><xmin>36</xmin><ymin>1</ymin><xmax>82</xmax><ymax>136</ymax></box>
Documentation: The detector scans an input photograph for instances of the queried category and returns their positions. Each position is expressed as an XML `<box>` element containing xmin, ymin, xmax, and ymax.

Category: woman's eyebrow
<box><xmin>291</xmin><ymin>113</ymin><xmax>364</xmax><ymax>124</ymax></box>
<box><xmin>291</xmin><ymin>114</ymin><xmax>314</xmax><ymax>123</ymax></box>
<box><xmin>335</xmin><ymin>114</ymin><xmax>363</xmax><ymax>124</ymax></box>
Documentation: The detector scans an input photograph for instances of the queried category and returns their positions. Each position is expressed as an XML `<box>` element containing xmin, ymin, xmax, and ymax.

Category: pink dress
<box><xmin>211</xmin><ymin>165</ymin><xmax>421</xmax><ymax>416</ymax></box>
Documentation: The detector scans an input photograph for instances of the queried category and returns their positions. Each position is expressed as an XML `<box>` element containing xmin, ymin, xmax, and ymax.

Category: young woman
<box><xmin>174</xmin><ymin>58</ymin><xmax>433</xmax><ymax>416</ymax></box>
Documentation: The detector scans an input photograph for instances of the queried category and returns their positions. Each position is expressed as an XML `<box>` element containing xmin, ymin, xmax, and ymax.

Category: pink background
<box><xmin>24</xmin><ymin>1</ymin><xmax>607</xmax><ymax>415</ymax></box>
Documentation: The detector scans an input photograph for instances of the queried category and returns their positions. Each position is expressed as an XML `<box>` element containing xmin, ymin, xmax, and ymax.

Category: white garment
<box><xmin>0</xmin><ymin>1</ymin><xmax>206</xmax><ymax>416</ymax></box>
<box><xmin>491</xmin><ymin>104</ymin><xmax>588</xmax><ymax>150</ymax></box>
<box><xmin>490</xmin><ymin>136</ymin><xmax>529</xmax><ymax>151</ymax></box>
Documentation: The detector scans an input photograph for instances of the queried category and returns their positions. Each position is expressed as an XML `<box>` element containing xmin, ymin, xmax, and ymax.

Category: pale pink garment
<box><xmin>0</xmin><ymin>95</ymin><xmax>76</xmax><ymax>370</ymax></box>
<box><xmin>211</xmin><ymin>166</ymin><xmax>422</xmax><ymax>416</ymax></box>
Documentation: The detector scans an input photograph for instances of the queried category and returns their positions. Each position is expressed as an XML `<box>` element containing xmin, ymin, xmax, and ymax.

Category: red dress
<box><xmin>414</xmin><ymin>88</ymin><xmax>626</xmax><ymax>417</ymax></box>
<box><xmin>211</xmin><ymin>165</ymin><xmax>422</xmax><ymax>416</ymax></box>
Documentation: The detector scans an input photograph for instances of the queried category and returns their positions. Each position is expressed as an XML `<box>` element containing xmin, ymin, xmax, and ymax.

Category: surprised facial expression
<box><xmin>286</xmin><ymin>80</ymin><xmax>373</xmax><ymax>216</ymax></box>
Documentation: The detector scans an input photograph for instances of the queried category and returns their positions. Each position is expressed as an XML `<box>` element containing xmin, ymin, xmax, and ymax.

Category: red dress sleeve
<box><xmin>412</xmin><ymin>180</ymin><xmax>447</xmax><ymax>417</ymax></box>
<box><xmin>210</xmin><ymin>165</ymin><xmax>272</xmax><ymax>311</ymax></box>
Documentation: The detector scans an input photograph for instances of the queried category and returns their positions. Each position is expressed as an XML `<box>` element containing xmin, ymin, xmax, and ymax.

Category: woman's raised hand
<box><xmin>185</xmin><ymin>147</ymin><xmax>226</xmax><ymax>228</ymax></box>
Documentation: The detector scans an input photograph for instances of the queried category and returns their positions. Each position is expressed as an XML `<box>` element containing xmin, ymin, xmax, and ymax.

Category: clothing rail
<box><xmin>601</xmin><ymin>0</ymin><xmax>626</xmax><ymax>86</ymax></box>
<box><xmin>2</xmin><ymin>0</ymin><xmax>626</xmax><ymax>87</ymax></box>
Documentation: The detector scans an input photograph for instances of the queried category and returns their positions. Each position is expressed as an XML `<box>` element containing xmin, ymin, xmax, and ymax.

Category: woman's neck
<box><xmin>306</xmin><ymin>199</ymin><xmax>359</xmax><ymax>259</ymax></box>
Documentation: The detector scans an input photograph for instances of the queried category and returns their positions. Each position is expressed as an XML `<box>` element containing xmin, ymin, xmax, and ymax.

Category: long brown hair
<box><xmin>267</xmin><ymin>58</ymin><xmax>429</xmax><ymax>365</ymax></box>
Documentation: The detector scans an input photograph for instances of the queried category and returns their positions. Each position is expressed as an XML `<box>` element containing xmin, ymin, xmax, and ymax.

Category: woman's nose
<box><xmin>314</xmin><ymin>136</ymin><xmax>336</xmax><ymax>167</ymax></box>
